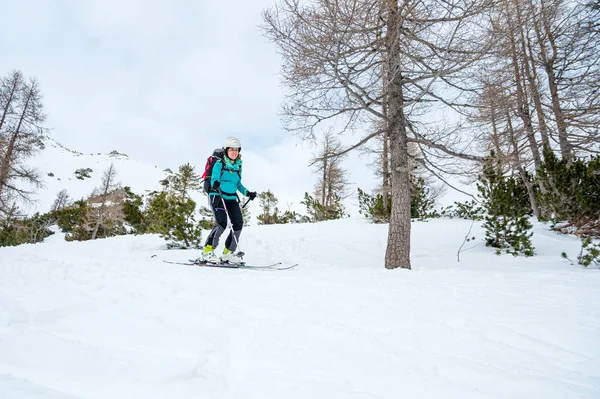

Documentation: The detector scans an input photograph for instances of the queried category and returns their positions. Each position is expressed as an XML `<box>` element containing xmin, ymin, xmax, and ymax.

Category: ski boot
<box><xmin>201</xmin><ymin>245</ymin><xmax>220</xmax><ymax>263</ymax></box>
<box><xmin>221</xmin><ymin>248</ymin><xmax>244</xmax><ymax>264</ymax></box>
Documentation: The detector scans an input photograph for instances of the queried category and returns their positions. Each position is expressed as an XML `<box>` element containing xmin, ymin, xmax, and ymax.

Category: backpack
<box><xmin>201</xmin><ymin>148</ymin><xmax>242</xmax><ymax>193</ymax></box>
<box><xmin>201</xmin><ymin>148</ymin><xmax>225</xmax><ymax>193</ymax></box>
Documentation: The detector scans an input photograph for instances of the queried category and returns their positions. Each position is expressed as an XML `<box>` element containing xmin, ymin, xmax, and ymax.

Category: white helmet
<box><xmin>223</xmin><ymin>136</ymin><xmax>241</xmax><ymax>150</ymax></box>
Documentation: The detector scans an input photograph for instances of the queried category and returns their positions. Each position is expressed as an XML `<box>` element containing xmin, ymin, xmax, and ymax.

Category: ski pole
<box><xmin>241</xmin><ymin>198</ymin><xmax>251</xmax><ymax>209</ymax></box>
<box><xmin>217</xmin><ymin>189</ymin><xmax>245</xmax><ymax>255</ymax></box>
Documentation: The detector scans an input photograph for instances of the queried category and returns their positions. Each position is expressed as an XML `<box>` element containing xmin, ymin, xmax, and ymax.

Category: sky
<box><xmin>0</xmin><ymin>0</ymin><xmax>396</xmax><ymax>211</ymax></box>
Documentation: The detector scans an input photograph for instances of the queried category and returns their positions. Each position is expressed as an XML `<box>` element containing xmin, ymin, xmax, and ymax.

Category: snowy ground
<box><xmin>1</xmin><ymin>218</ymin><xmax>599</xmax><ymax>398</ymax></box>
<box><xmin>22</xmin><ymin>138</ymin><xmax>170</xmax><ymax>216</ymax></box>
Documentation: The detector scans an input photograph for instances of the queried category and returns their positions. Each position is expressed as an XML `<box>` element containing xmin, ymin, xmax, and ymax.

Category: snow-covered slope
<box><xmin>1</xmin><ymin>217</ymin><xmax>598</xmax><ymax>399</ymax></box>
<box><xmin>21</xmin><ymin>137</ymin><xmax>173</xmax><ymax>215</ymax></box>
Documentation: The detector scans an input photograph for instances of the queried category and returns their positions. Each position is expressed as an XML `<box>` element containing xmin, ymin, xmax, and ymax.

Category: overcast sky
<box><xmin>3</xmin><ymin>0</ymin><xmax>483</xmax><ymax>217</ymax></box>
<box><xmin>1</xmin><ymin>0</ymin><xmax>390</xmax><ymax>213</ymax></box>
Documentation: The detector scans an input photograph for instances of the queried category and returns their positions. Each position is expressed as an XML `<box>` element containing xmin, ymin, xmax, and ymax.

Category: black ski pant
<box><xmin>205</xmin><ymin>195</ymin><xmax>243</xmax><ymax>252</ymax></box>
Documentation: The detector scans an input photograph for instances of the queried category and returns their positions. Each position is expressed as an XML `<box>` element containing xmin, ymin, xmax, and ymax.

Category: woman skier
<box><xmin>202</xmin><ymin>137</ymin><xmax>256</xmax><ymax>263</ymax></box>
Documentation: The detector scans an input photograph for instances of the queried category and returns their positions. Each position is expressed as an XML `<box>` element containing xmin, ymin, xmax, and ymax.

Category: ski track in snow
<box><xmin>1</xmin><ymin>218</ymin><xmax>599</xmax><ymax>399</ymax></box>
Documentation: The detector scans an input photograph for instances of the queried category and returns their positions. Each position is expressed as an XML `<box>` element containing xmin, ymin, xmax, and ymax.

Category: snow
<box><xmin>3</xmin><ymin>137</ymin><xmax>599</xmax><ymax>397</ymax></box>
<box><xmin>21</xmin><ymin>138</ymin><xmax>171</xmax><ymax>216</ymax></box>
<box><xmin>1</xmin><ymin>217</ymin><xmax>599</xmax><ymax>399</ymax></box>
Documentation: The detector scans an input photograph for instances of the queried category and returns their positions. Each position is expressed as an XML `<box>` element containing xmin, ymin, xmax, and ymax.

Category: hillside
<box><xmin>21</xmin><ymin>137</ymin><xmax>187</xmax><ymax>216</ymax></box>
<box><xmin>0</xmin><ymin>217</ymin><xmax>599</xmax><ymax>399</ymax></box>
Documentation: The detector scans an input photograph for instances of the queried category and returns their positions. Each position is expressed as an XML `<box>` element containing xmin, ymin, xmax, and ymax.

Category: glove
<box><xmin>247</xmin><ymin>191</ymin><xmax>257</xmax><ymax>200</ymax></box>
<box><xmin>212</xmin><ymin>180</ymin><xmax>220</xmax><ymax>190</ymax></box>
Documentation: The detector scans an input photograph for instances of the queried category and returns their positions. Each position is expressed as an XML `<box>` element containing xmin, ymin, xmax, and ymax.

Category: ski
<box><xmin>163</xmin><ymin>260</ymin><xmax>239</xmax><ymax>268</ymax></box>
<box><xmin>186</xmin><ymin>260</ymin><xmax>298</xmax><ymax>270</ymax></box>
<box><xmin>162</xmin><ymin>260</ymin><xmax>298</xmax><ymax>271</ymax></box>
<box><xmin>239</xmin><ymin>263</ymin><xmax>298</xmax><ymax>271</ymax></box>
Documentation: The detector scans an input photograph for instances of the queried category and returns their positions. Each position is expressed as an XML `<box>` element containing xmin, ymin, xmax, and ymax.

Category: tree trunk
<box><xmin>326</xmin><ymin>170</ymin><xmax>333</xmax><ymax>207</ymax></box>
<box><xmin>506</xmin><ymin>110</ymin><xmax>540</xmax><ymax>218</ymax></box>
<box><xmin>522</xmin><ymin>32</ymin><xmax>551</xmax><ymax>218</ymax></box>
<box><xmin>530</xmin><ymin>0</ymin><xmax>572</xmax><ymax>160</ymax></box>
<box><xmin>509</xmin><ymin>0</ymin><xmax>550</xmax><ymax>218</ymax></box>
<box><xmin>490</xmin><ymin>103</ymin><xmax>503</xmax><ymax>157</ymax></box>
<box><xmin>545</xmin><ymin>64</ymin><xmax>571</xmax><ymax>160</ymax></box>
<box><xmin>91</xmin><ymin>206</ymin><xmax>103</xmax><ymax>240</ymax></box>
<box><xmin>321</xmin><ymin>156</ymin><xmax>327</xmax><ymax>205</ymax></box>
<box><xmin>385</xmin><ymin>0</ymin><xmax>411</xmax><ymax>270</ymax></box>
<box><xmin>506</xmin><ymin>9</ymin><xmax>542</xmax><ymax>170</ymax></box>
<box><xmin>0</xmin><ymin>84</ymin><xmax>32</xmax><ymax>192</ymax></box>
<box><xmin>516</xmin><ymin>0</ymin><xmax>551</xmax><ymax>149</ymax></box>
<box><xmin>0</xmin><ymin>72</ymin><xmax>21</xmax><ymax>132</ymax></box>
<box><xmin>382</xmin><ymin>106</ymin><xmax>391</xmax><ymax>215</ymax></box>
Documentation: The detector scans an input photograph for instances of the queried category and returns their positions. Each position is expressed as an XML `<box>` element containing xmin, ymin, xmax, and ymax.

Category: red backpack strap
<box><xmin>201</xmin><ymin>157</ymin><xmax>212</xmax><ymax>180</ymax></box>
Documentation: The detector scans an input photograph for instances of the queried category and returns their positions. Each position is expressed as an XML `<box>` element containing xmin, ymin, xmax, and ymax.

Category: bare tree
<box><xmin>457</xmin><ymin>0</ymin><xmax>600</xmax><ymax>222</ymax></box>
<box><xmin>465</xmin><ymin>7</ymin><xmax>545</xmax><ymax>216</ymax></box>
<box><xmin>0</xmin><ymin>70</ymin><xmax>46</xmax><ymax>216</ymax></box>
<box><xmin>356</xmin><ymin>121</ymin><xmax>393</xmax><ymax>213</ymax></box>
<box><xmin>51</xmin><ymin>189</ymin><xmax>71</xmax><ymax>213</ymax></box>
<box><xmin>85</xmin><ymin>164</ymin><xmax>125</xmax><ymax>240</ymax></box>
<box><xmin>461</xmin><ymin>0</ymin><xmax>600</xmax><ymax>217</ymax></box>
<box><xmin>526</xmin><ymin>0</ymin><xmax>600</xmax><ymax>159</ymax></box>
<box><xmin>262</xmin><ymin>0</ymin><xmax>491</xmax><ymax>269</ymax></box>
<box><xmin>586</xmin><ymin>1</ymin><xmax>600</xmax><ymax>34</ymax></box>
<box><xmin>511</xmin><ymin>0</ymin><xmax>551</xmax><ymax>151</ymax></box>
<box><xmin>310</xmin><ymin>130</ymin><xmax>351</xmax><ymax>207</ymax></box>
<box><xmin>480</xmin><ymin>0</ymin><xmax>600</xmax><ymax>163</ymax></box>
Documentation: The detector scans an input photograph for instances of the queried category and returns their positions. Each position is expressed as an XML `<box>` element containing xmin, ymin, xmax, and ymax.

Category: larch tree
<box><xmin>525</xmin><ymin>0</ymin><xmax>600</xmax><ymax>159</ymax></box>
<box><xmin>262</xmin><ymin>0</ymin><xmax>491</xmax><ymax>269</ymax></box>
<box><xmin>0</xmin><ymin>70</ymin><xmax>46</xmax><ymax>217</ymax></box>
<box><xmin>51</xmin><ymin>189</ymin><xmax>71</xmax><ymax>213</ymax></box>
<box><xmin>310</xmin><ymin>130</ymin><xmax>350</xmax><ymax>210</ymax></box>
<box><xmin>86</xmin><ymin>163</ymin><xmax>125</xmax><ymax>240</ymax></box>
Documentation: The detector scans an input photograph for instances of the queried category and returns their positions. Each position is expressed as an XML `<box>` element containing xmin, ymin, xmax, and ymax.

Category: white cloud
<box><xmin>1</xmin><ymin>0</ymin><xmax>383</xmax><ymax>213</ymax></box>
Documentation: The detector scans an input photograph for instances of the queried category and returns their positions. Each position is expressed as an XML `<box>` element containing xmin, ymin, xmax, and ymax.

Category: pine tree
<box><xmin>577</xmin><ymin>237</ymin><xmax>600</xmax><ymax>267</ymax></box>
<box><xmin>358</xmin><ymin>177</ymin><xmax>437</xmax><ymax>223</ymax></box>
<box><xmin>123</xmin><ymin>187</ymin><xmax>145</xmax><ymax>234</ymax></box>
<box><xmin>164</xmin><ymin>196</ymin><xmax>202</xmax><ymax>249</ymax></box>
<box><xmin>357</xmin><ymin>188</ymin><xmax>391</xmax><ymax>224</ymax></box>
<box><xmin>53</xmin><ymin>200</ymin><xmax>88</xmax><ymax>240</ymax></box>
<box><xmin>255</xmin><ymin>190</ymin><xmax>307</xmax><ymax>224</ymax></box>
<box><xmin>197</xmin><ymin>203</ymin><xmax>214</xmax><ymax>230</ymax></box>
<box><xmin>144</xmin><ymin>191</ymin><xmax>172</xmax><ymax>235</ymax></box>
<box><xmin>440</xmin><ymin>200</ymin><xmax>484</xmax><ymax>221</ymax></box>
<box><xmin>241</xmin><ymin>203</ymin><xmax>251</xmax><ymax>227</ymax></box>
<box><xmin>0</xmin><ymin>211</ymin><xmax>23</xmax><ymax>246</ymax></box>
<box><xmin>170</xmin><ymin>163</ymin><xmax>202</xmax><ymax>202</ymax></box>
<box><xmin>144</xmin><ymin>164</ymin><xmax>203</xmax><ymax>249</ymax></box>
<box><xmin>301</xmin><ymin>192</ymin><xmax>345</xmax><ymax>222</ymax></box>
<box><xmin>537</xmin><ymin>146</ymin><xmax>600</xmax><ymax>235</ymax></box>
<box><xmin>410</xmin><ymin>176</ymin><xmax>436</xmax><ymax>219</ymax></box>
<box><xmin>477</xmin><ymin>159</ymin><xmax>535</xmax><ymax>257</ymax></box>
<box><xmin>0</xmin><ymin>206</ymin><xmax>53</xmax><ymax>246</ymax></box>
<box><xmin>257</xmin><ymin>190</ymin><xmax>281</xmax><ymax>225</ymax></box>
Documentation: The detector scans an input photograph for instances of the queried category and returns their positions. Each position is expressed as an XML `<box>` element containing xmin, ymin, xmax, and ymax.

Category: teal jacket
<box><xmin>210</xmin><ymin>157</ymin><xmax>249</xmax><ymax>201</ymax></box>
